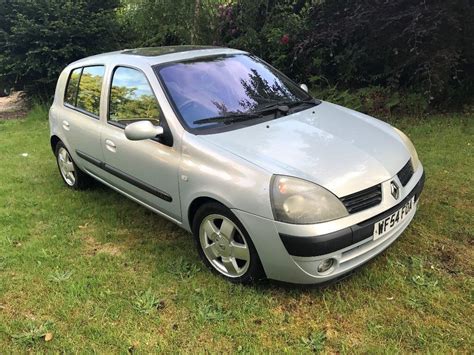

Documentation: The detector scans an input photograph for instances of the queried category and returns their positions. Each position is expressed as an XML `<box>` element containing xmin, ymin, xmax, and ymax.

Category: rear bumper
<box><xmin>232</xmin><ymin>167</ymin><xmax>425</xmax><ymax>284</ymax></box>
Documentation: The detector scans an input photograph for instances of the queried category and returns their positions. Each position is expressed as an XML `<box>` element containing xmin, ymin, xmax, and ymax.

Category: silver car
<box><xmin>49</xmin><ymin>46</ymin><xmax>425</xmax><ymax>284</ymax></box>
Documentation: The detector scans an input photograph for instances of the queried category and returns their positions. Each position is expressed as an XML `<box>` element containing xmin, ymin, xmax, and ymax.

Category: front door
<box><xmin>100</xmin><ymin>66</ymin><xmax>181</xmax><ymax>221</ymax></box>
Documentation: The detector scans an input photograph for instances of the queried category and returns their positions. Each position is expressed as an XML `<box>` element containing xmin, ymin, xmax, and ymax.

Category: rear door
<box><xmin>60</xmin><ymin>66</ymin><xmax>105</xmax><ymax>176</ymax></box>
<box><xmin>100</xmin><ymin>66</ymin><xmax>182</xmax><ymax>221</ymax></box>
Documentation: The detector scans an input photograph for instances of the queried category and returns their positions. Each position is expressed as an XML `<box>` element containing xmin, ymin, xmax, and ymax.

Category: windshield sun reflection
<box><xmin>157</xmin><ymin>54</ymin><xmax>313</xmax><ymax>130</ymax></box>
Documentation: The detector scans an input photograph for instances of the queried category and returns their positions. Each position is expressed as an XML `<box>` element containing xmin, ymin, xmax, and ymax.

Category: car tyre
<box><xmin>55</xmin><ymin>141</ymin><xmax>92</xmax><ymax>190</ymax></box>
<box><xmin>192</xmin><ymin>202</ymin><xmax>264</xmax><ymax>284</ymax></box>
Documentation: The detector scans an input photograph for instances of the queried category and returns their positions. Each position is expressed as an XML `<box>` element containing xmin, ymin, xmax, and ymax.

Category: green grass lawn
<box><xmin>0</xmin><ymin>107</ymin><xmax>473</xmax><ymax>352</ymax></box>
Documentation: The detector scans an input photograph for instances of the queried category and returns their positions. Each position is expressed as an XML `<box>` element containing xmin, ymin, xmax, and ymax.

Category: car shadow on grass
<box><xmin>82</xmin><ymin>179</ymin><xmax>385</xmax><ymax>294</ymax></box>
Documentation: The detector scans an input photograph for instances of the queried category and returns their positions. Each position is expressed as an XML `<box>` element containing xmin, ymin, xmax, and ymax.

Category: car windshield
<box><xmin>156</xmin><ymin>54</ymin><xmax>312</xmax><ymax>130</ymax></box>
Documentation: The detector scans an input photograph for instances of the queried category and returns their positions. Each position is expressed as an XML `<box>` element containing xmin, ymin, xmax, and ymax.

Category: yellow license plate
<box><xmin>373</xmin><ymin>197</ymin><xmax>415</xmax><ymax>240</ymax></box>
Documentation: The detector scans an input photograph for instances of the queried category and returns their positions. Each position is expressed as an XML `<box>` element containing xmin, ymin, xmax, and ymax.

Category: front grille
<box><xmin>340</xmin><ymin>184</ymin><xmax>382</xmax><ymax>214</ymax></box>
<box><xmin>397</xmin><ymin>159</ymin><xmax>414</xmax><ymax>186</ymax></box>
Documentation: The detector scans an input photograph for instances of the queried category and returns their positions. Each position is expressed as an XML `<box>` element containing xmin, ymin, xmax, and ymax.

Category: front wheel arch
<box><xmin>50</xmin><ymin>135</ymin><xmax>61</xmax><ymax>153</ymax></box>
<box><xmin>188</xmin><ymin>196</ymin><xmax>230</xmax><ymax>233</ymax></box>
<box><xmin>192</xmin><ymin>201</ymin><xmax>265</xmax><ymax>283</ymax></box>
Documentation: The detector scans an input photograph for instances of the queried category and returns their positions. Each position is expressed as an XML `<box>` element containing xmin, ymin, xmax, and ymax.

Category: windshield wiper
<box><xmin>192</xmin><ymin>99</ymin><xmax>320</xmax><ymax>125</ymax></box>
<box><xmin>193</xmin><ymin>112</ymin><xmax>263</xmax><ymax>125</ymax></box>
<box><xmin>254</xmin><ymin>98</ymin><xmax>320</xmax><ymax>115</ymax></box>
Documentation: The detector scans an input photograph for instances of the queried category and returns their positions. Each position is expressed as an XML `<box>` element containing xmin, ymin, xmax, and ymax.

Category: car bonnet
<box><xmin>199</xmin><ymin>101</ymin><xmax>411</xmax><ymax>197</ymax></box>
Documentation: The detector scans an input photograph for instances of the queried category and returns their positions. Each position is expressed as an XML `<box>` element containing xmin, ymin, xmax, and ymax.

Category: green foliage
<box><xmin>300</xmin><ymin>331</ymin><xmax>326</xmax><ymax>353</ymax></box>
<box><xmin>122</xmin><ymin>0</ymin><xmax>226</xmax><ymax>47</ymax></box>
<box><xmin>216</xmin><ymin>0</ymin><xmax>311</xmax><ymax>72</ymax></box>
<box><xmin>0</xmin><ymin>0</ymin><xmax>122</xmax><ymax>97</ymax></box>
<box><xmin>311</xmin><ymin>86</ymin><xmax>430</xmax><ymax>117</ymax></box>
<box><xmin>11</xmin><ymin>321</ymin><xmax>53</xmax><ymax>345</ymax></box>
<box><xmin>1</xmin><ymin>0</ymin><xmax>472</xmax><ymax>111</ymax></box>
<box><xmin>48</xmin><ymin>269</ymin><xmax>73</xmax><ymax>283</ymax></box>
<box><xmin>133</xmin><ymin>288</ymin><xmax>162</xmax><ymax>314</ymax></box>
<box><xmin>167</xmin><ymin>256</ymin><xmax>201</xmax><ymax>280</ymax></box>
<box><xmin>293</xmin><ymin>0</ymin><xmax>474</xmax><ymax>108</ymax></box>
<box><xmin>211</xmin><ymin>0</ymin><xmax>473</xmax><ymax>111</ymax></box>
<box><xmin>24</xmin><ymin>102</ymin><xmax>49</xmax><ymax>122</ymax></box>
<box><xmin>196</xmin><ymin>300</ymin><xmax>230</xmax><ymax>322</ymax></box>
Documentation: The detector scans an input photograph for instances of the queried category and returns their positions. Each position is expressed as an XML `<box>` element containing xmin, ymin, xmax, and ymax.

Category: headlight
<box><xmin>394</xmin><ymin>127</ymin><xmax>420</xmax><ymax>170</ymax></box>
<box><xmin>270</xmin><ymin>175</ymin><xmax>348</xmax><ymax>224</ymax></box>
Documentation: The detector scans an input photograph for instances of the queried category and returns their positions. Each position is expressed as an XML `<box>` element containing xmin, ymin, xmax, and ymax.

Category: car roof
<box><xmin>67</xmin><ymin>46</ymin><xmax>247</xmax><ymax>68</ymax></box>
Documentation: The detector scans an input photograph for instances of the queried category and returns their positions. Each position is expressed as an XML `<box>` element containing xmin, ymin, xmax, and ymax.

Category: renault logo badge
<box><xmin>390</xmin><ymin>181</ymin><xmax>400</xmax><ymax>200</ymax></box>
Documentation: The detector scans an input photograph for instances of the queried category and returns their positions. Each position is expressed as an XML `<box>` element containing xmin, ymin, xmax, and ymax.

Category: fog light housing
<box><xmin>317</xmin><ymin>258</ymin><xmax>336</xmax><ymax>274</ymax></box>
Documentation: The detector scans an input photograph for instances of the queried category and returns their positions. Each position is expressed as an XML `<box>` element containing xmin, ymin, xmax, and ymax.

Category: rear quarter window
<box><xmin>64</xmin><ymin>68</ymin><xmax>82</xmax><ymax>106</ymax></box>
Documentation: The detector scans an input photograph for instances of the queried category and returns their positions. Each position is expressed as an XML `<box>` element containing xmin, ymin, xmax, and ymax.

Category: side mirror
<box><xmin>300</xmin><ymin>83</ymin><xmax>309</xmax><ymax>93</ymax></box>
<box><xmin>124</xmin><ymin>120</ymin><xmax>163</xmax><ymax>141</ymax></box>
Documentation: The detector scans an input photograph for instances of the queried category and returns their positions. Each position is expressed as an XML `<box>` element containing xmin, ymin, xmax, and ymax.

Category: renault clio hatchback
<box><xmin>49</xmin><ymin>46</ymin><xmax>425</xmax><ymax>284</ymax></box>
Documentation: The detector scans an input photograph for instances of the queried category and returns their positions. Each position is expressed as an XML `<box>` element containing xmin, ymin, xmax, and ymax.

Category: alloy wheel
<box><xmin>57</xmin><ymin>147</ymin><xmax>76</xmax><ymax>186</ymax></box>
<box><xmin>199</xmin><ymin>214</ymin><xmax>251</xmax><ymax>278</ymax></box>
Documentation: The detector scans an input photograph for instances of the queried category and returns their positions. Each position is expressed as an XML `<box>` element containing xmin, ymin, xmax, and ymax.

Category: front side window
<box><xmin>108</xmin><ymin>67</ymin><xmax>161</xmax><ymax>126</ymax></box>
<box><xmin>76</xmin><ymin>66</ymin><xmax>105</xmax><ymax>117</ymax></box>
<box><xmin>156</xmin><ymin>54</ymin><xmax>312</xmax><ymax>131</ymax></box>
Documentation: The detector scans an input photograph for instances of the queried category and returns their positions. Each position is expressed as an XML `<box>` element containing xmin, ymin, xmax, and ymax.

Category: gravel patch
<box><xmin>0</xmin><ymin>91</ymin><xmax>28</xmax><ymax>120</ymax></box>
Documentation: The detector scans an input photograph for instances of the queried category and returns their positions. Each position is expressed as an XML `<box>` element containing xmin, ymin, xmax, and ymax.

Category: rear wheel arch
<box><xmin>54</xmin><ymin>141</ymin><xmax>92</xmax><ymax>189</ymax></box>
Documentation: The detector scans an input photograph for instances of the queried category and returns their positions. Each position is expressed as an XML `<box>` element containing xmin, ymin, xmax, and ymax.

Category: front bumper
<box><xmin>232</xmin><ymin>167</ymin><xmax>425</xmax><ymax>284</ymax></box>
<box><xmin>280</xmin><ymin>171</ymin><xmax>425</xmax><ymax>257</ymax></box>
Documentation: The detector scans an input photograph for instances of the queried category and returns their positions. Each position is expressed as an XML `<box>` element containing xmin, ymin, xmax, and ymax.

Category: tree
<box><xmin>293</xmin><ymin>0</ymin><xmax>474</xmax><ymax>106</ymax></box>
<box><xmin>121</xmin><ymin>0</ymin><xmax>226</xmax><ymax>47</ymax></box>
<box><xmin>0</xmin><ymin>0</ymin><xmax>122</xmax><ymax>97</ymax></box>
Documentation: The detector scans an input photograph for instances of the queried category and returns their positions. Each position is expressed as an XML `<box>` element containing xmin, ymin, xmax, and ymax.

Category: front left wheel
<box><xmin>192</xmin><ymin>202</ymin><xmax>264</xmax><ymax>284</ymax></box>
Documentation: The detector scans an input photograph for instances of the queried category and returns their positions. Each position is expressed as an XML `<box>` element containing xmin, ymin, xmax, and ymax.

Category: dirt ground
<box><xmin>0</xmin><ymin>92</ymin><xmax>28</xmax><ymax>120</ymax></box>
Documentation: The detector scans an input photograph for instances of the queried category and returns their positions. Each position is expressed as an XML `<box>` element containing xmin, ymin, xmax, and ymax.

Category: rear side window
<box><xmin>64</xmin><ymin>65</ymin><xmax>104</xmax><ymax>117</ymax></box>
<box><xmin>108</xmin><ymin>67</ymin><xmax>161</xmax><ymax>126</ymax></box>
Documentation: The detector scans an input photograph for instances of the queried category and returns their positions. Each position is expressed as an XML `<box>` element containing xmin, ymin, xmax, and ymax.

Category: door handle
<box><xmin>105</xmin><ymin>139</ymin><xmax>116</xmax><ymax>152</ymax></box>
<box><xmin>62</xmin><ymin>120</ymin><xmax>70</xmax><ymax>131</ymax></box>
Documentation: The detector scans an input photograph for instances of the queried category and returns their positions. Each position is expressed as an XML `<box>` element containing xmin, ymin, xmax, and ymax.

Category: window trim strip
<box><xmin>64</xmin><ymin>103</ymin><xmax>100</xmax><ymax>120</ymax></box>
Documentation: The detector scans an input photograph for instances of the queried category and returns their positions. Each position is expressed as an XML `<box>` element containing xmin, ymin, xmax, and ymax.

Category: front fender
<box><xmin>179</xmin><ymin>133</ymin><xmax>274</xmax><ymax>232</ymax></box>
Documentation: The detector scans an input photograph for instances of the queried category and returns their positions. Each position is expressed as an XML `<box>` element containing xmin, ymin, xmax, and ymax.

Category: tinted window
<box><xmin>64</xmin><ymin>68</ymin><xmax>82</xmax><ymax>106</ymax></box>
<box><xmin>157</xmin><ymin>54</ymin><xmax>310</xmax><ymax>130</ymax></box>
<box><xmin>76</xmin><ymin>66</ymin><xmax>105</xmax><ymax>116</ymax></box>
<box><xmin>109</xmin><ymin>67</ymin><xmax>160</xmax><ymax>126</ymax></box>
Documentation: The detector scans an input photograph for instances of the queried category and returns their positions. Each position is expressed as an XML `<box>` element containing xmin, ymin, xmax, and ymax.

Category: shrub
<box><xmin>123</xmin><ymin>0</ymin><xmax>226</xmax><ymax>47</ymax></box>
<box><xmin>294</xmin><ymin>0</ymin><xmax>474</xmax><ymax>108</ymax></box>
<box><xmin>214</xmin><ymin>0</ymin><xmax>473</xmax><ymax>111</ymax></box>
<box><xmin>216</xmin><ymin>0</ymin><xmax>309</xmax><ymax>75</ymax></box>
<box><xmin>312</xmin><ymin>86</ymin><xmax>430</xmax><ymax>117</ymax></box>
<box><xmin>0</xmin><ymin>0</ymin><xmax>122</xmax><ymax>97</ymax></box>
